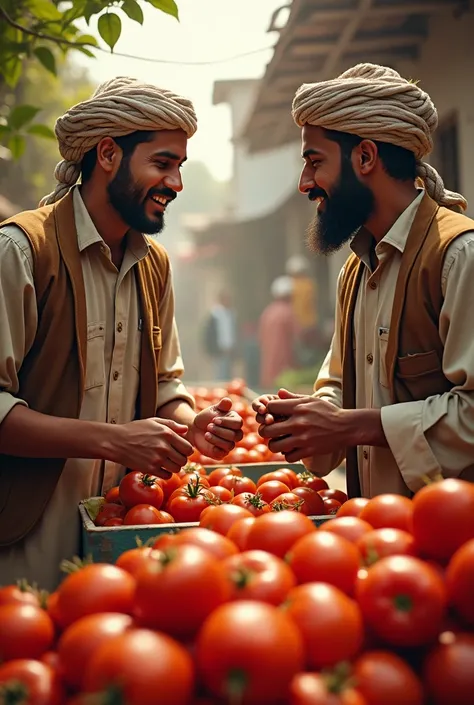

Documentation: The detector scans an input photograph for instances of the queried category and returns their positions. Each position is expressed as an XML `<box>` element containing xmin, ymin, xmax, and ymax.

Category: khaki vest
<box><xmin>0</xmin><ymin>191</ymin><xmax>169</xmax><ymax>545</ymax></box>
<box><xmin>340</xmin><ymin>194</ymin><xmax>474</xmax><ymax>497</ymax></box>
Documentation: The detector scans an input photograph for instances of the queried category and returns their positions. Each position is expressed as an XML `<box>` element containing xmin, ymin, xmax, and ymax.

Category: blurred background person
<box><xmin>258</xmin><ymin>275</ymin><xmax>298</xmax><ymax>389</ymax></box>
<box><xmin>286</xmin><ymin>255</ymin><xmax>319</xmax><ymax>366</ymax></box>
<box><xmin>203</xmin><ymin>290</ymin><xmax>237</xmax><ymax>381</ymax></box>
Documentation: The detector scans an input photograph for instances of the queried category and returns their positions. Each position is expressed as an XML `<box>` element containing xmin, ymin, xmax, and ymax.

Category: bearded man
<box><xmin>0</xmin><ymin>77</ymin><xmax>242</xmax><ymax>589</ymax></box>
<box><xmin>254</xmin><ymin>63</ymin><xmax>474</xmax><ymax>499</ymax></box>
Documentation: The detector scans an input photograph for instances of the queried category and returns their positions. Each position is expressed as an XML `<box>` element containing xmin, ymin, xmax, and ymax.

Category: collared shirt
<box><xmin>310</xmin><ymin>191</ymin><xmax>474</xmax><ymax>497</ymax></box>
<box><xmin>0</xmin><ymin>186</ymin><xmax>193</xmax><ymax>589</ymax></box>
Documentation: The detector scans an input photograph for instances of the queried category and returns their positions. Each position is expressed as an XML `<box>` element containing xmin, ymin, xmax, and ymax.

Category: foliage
<box><xmin>0</xmin><ymin>0</ymin><xmax>180</xmax><ymax>156</ymax></box>
<box><xmin>275</xmin><ymin>363</ymin><xmax>324</xmax><ymax>393</ymax></box>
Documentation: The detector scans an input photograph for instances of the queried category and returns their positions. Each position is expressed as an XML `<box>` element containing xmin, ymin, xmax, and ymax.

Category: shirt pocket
<box><xmin>378</xmin><ymin>327</ymin><xmax>390</xmax><ymax>388</ymax></box>
<box><xmin>396</xmin><ymin>349</ymin><xmax>449</xmax><ymax>402</ymax></box>
<box><xmin>84</xmin><ymin>322</ymin><xmax>106</xmax><ymax>391</ymax></box>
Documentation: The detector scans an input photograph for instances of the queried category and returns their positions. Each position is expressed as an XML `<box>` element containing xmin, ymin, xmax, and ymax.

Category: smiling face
<box><xmin>107</xmin><ymin>129</ymin><xmax>188</xmax><ymax>235</ymax></box>
<box><xmin>298</xmin><ymin>125</ymin><xmax>375</xmax><ymax>255</ymax></box>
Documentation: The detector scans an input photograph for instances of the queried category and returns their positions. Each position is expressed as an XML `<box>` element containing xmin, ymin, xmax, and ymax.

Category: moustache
<box><xmin>148</xmin><ymin>187</ymin><xmax>177</xmax><ymax>202</ymax></box>
<box><xmin>307</xmin><ymin>186</ymin><xmax>327</xmax><ymax>202</ymax></box>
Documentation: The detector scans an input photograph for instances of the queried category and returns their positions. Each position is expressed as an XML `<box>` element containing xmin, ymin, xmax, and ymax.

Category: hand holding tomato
<box><xmin>192</xmin><ymin>397</ymin><xmax>244</xmax><ymax>461</ymax></box>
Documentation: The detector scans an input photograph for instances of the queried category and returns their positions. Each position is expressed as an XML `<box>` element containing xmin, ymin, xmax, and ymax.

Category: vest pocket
<box><xmin>152</xmin><ymin>325</ymin><xmax>162</xmax><ymax>351</ymax></box>
<box><xmin>396</xmin><ymin>350</ymin><xmax>449</xmax><ymax>401</ymax></box>
<box><xmin>84</xmin><ymin>321</ymin><xmax>106</xmax><ymax>391</ymax></box>
<box><xmin>378</xmin><ymin>329</ymin><xmax>390</xmax><ymax>388</ymax></box>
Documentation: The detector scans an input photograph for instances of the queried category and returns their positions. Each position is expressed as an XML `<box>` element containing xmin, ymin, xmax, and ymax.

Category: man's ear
<box><xmin>96</xmin><ymin>137</ymin><xmax>121</xmax><ymax>174</ymax></box>
<box><xmin>354</xmin><ymin>139</ymin><xmax>378</xmax><ymax>176</ymax></box>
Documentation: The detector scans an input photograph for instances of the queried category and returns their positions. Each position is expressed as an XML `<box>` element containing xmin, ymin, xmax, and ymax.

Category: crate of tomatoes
<box><xmin>79</xmin><ymin>461</ymin><xmax>344</xmax><ymax>564</ymax></box>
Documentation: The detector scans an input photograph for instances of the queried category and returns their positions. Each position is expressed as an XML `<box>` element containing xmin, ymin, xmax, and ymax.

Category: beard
<box><xmin>107</xmin><ymin>157</ymin><xmax>176</xmax><ymax>235</ymax></box>
<box><xmin>306</xmin><ymin>157</ymin><xmax>375</xmax><ymax>255</ymax></box>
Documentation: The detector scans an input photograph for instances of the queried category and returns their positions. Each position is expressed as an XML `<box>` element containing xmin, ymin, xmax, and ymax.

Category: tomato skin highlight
<box><xmin>246</xmin><ymin>511</ymin><xmax>316</xmax><ymax>559</ymax></box>
<box><xmin>289</xmin><ymin>672</ymin><xmax>367</xmax><ymax>705</ymax></box>
<box><xmin>0</xmin><ymin>604</ymin><xmax>55</xmax><ymax>661</ymax></box>
<box><xmin>119</xmin><ymin>471</ymin><xmax>164</xmax><ymax>510</ymax></box>
<box><xmin>222</xmin><ymin>549</ymin><xmax>296</xmax><ymax>605</ymax></box>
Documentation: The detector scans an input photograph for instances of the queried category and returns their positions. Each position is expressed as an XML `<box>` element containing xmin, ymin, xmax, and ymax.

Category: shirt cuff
<box><xmin>381</xmin><ymin>401</ymin><xmax>443</xmax><ymax>493</ymax></box>
<box><xmin>156</xmin><ymin>378</ymin><xmax>196</xmax><ymax>411</ymax></box>
<box><xmin>0</xmin><ymin>394</ymin><xmax>28</xmax><ymax>425</ymax></box>
<box><xmin>303</xmin><ymin>449</ymin><xmax>345</xmax><ymax>477</ymax></box>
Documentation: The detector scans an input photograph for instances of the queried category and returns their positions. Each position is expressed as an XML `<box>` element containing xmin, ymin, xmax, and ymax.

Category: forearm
<box><xmin>0</xmin><ymin>404</ymin><xmax>117</xmax><ymax>460</ymax></box>
<box><xmin>157</xmin><ymin>398</ymin><xmax>196</xmax><ymax>443</ymax></box>
<box><xmin>341</xmin><ymin>408</ymin><xmax>388</xmax><ymax>448</ymax></box>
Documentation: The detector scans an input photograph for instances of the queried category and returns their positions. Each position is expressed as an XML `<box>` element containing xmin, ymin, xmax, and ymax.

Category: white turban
<box><xmin>292</xmin><ymin>63</ymin><xmax>467</xmax><ymax>211</ymax></box>
<box><xmin>40</xmin><ymin>76</ymin><xmax>198</xmax><ymax>206</ymax></box>
<box><xmin>271</xmin><ymin>275</ymin><xmax>294</xmax><ymax>299</ymax></box>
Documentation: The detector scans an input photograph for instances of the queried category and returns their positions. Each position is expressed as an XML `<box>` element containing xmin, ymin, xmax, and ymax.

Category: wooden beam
<box><xmin>307</xmin><ymin>0</ymin><xmax>461</xmax><ymax>23</ymax></box>
<box><xmin>322</xmin><ymin>0</ymin><xmax>374</xmax><ymax>77</ymax></box>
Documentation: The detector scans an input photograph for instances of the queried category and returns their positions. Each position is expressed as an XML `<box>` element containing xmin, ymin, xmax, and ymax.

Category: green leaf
<box><xmin>76</xmin><ymin>33</ymin><xmax>99</xmax><ymax>47</ymax></box>
<box><xmin>8</xmin><ymin>134</ymin><xmax>26</xmax><ymax>160</ymax></box>
<box><xmin>0</xmin><ymin>125</ymin><xmax>11</xmax><ymax>140</ymax></box>
<box><xmin>121</xmin><ymin>0</ymin><xmax>144</xmax><ymax>24</ymax></box>
<box><xmin>98</xmin><ymin>12</ymin><xmax>122</xmax><ymax>51</ymax></box>
<box><xmin>76</xmin><ymin>45</ymin><xmax>96</xmax><ymax>58</ymax></box>
<box><xmin>27</xmin><ymin>124</ymin><xmax>56</xmax><ymax>139</ymax></box>
<box><xmin>33</xmin><ymin>47</ymin><xmax>57</xmax><ymax>75</ymax></box>
<box><xmin>8</xmin><ymin>105</ymin><xmax>42</xmax><ymax>131</ymax></box>
<box><xmin>2</xmin><ymin>56</ymin><xmax>22</xmax><ymax>88</ymax></box>
<box><xmin>29</xmin><ymin>0</ymin><xmax>63</xmax><ymax>21</ymax></box>
<box><xmin>84</xmin><ymin>0</ymin><xmax>104</xmax><ymax>24</ymax></box>
<box><xmin>146</xmin><ymin>0</ymin><xmax>179</xmax><ymax>20</ymax></box>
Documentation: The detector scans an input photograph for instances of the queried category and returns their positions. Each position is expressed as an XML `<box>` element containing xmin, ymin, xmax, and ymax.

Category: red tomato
<box><xmin>253</xmin><ymin>443</ymin><xmax>272</xmax><ymax>461</ymax></box>
<box><xmin>119</xmin><ymin>471</ymin><xmax>164</xmax><ymax>510</ymax></box>
<box><xmin>0</xmin><ymin>659</ymin><xmax>64</xmax><ymax>705</ymax></box>
<box><xmin>207</xmin><ymin>466</ymin><xmax>242</xmax><ymax>486</ymax></box>
<box><xmin>123</xmin><ymin>504</ymin><xmax>171</xmax><ymax>525</ymax></box>
<box><xmin>206</xmin><ymin>485</ymin><xmax>233</xmax><ymax>503</ymax></box>
<box><xmin>226</xmin><ymin>378</ymin><xmax>247</xmax><ymax>396</ymax></box>
<box><xmin>355</xmin><ymin>555</ymin><xmax>446</xmax><ymax>647</ymax></box>
<box><xmin>104</xmin><ymin>517</ymin><xmax>124</xmax><ymax>526</ymax></box>
<box><xmin>225</xmin><ymin>447</ymin><xmax>251</xmax><ymax>464</ymax></box>
<box><xmin>412</xmin><ymin>479</ymin><xmax>474</xmax><ymax>562</ymax></box>
<box><xmin>219</xmin><ymin>474</ymin><xmax>257</xmax><ymax>495</ymax></box>
<box><xmin>57</xmin><ymin>564</ymin><xmax>135</xmax><ymax>628</ymax></box>
<box><xmin>115</xmin><ymin>547</ymin><xmax>153</xmax><ymax>578</ymax></box>
<box><xmin>446</xmin><ymin>538</ymin><xmax>474</xmax><ymax>625</ymax></box>
<box><xmin>160</xmin><ymin>472</ymin><xmax>182</xmax><ymax>501</ymax></box>
<box><xmin>353</xmin><ymin>651</ymin><xmax>424</xmax><ymax>705</ymax></box>
<box><xmin>270</xmin><ymin>492</ymin><xmax>305</xmax><ymax>513</ymax></box>
<box><xmin>289</xmin><ymin>672</ymin><xmax>366</xmax><ymax>705</ymax></box>
<box><xmin>226</xmin><ymin>516</ymin><xmax>256</xmax><ymax>551</ymax></box>
<box><xmin>285</xmin><ymin>583</ymin><xmax>363</xmax><ymax>669</ymax></box>
<box><xmin>277</xmin><ymin>468</ymin><xmax>299</xmax><ymax>489</ymax></box>
<box><xmin>337</xmin><ymin>497</ymin><xmax>370</xmax><ymax>518</ymax></box>
<box><xmin>232</xmin><ymin>492</ymin><xmax>270</xmax><ymax>516</ymax></box>
<box><xmin>246</xmin><ymin>510</ymin><xmax>316</xmax><ymax>559</ymax></box>
<box><xmin>58</xmin><ymin>612</ymin><xmax>133</xmax><ymax>690</ymax></box>
<box><xmin>323</xmin><ymin>498</ymin><xmax>342</xmax><ymax>515</ymax></box>
<box><xmin>258</xmin><ymin>480</ymin><xmax>292</xmax><ymax>504</ymax></box>
<box><xmin>0</xmin><ymin>584</ymin><xmax>39</xmax><ymax>608</ymax></box>
<box><xmin>199</xmin><ymin>504</ymin><xmax>254</xmax><ymax>535</ymax></box>
<box><xmin>0</xmin><ymin>604</ymin><xmax>55</xmax><ymax>660</ymax></box>
<box><xmin>291</xmin><ymin>486</ymin><xmax>326</xmax><ymax>515</ymax></box>
<box><xmin>296</xmin><ymin>471</ymin><xmax>329</xmax><ymax>492</ymax></box>
<box><xmin>104</xmin><ymin>486</ymin><xmax>121</xmax><ymax>504</ymax></box>
<box><xmin>359</xmin><ymin>494</ymin><xmax>413</xmax><ymax>532</ymax></box>
<box><xmin>95</xmin><ymin>503</ymin><xmax>126</xmax><ymax>526</ymax></box>
<box><xmin>168</xmin><ymin>481</ymin><xmax>212</xmax><ymax>523</ymax></box>
<box><xmin>423</xmin><ymin>632</ymin><xmax>474</xmax><ymax>705</ymax></box>
<box><xmin>239</xmin><ymin>432</ymin><xmax>262</xmax><ymax>451</ymax></box>
<box><xmin>172</xmin><ymin>527</ymin><xmax>239</xmax><ymax>560</ymax></box>
<box><xmin>181</xmin><ymin>473</ymin><xmax>210</xmax><ymax>488</ymax></box>
<box><xmin>257</xmin><ymin>470</ymin><xmax>298</xmax><ymax>488</ymax></box>
<box><xmin>287</xmin><ymin>530</ymin><xmax>360</xmax><ymax>595</ymax></box>
<box><xmin>319</xmin><ymin>516</ymin><xmax>373</xmax><ymax>544</ymax></box>
<box><xmin>357</xmin><ymin>528</ymin><xmax>417</xmax><ymax>566</ymax></box>
<box><xmin>196</xmin><ymin>601</ymin><xmax>304</xmax><ymax>705</ymax></box>
<box><xmin>134</xmin><ymin>544</ymin><xmax>231</xmax><ymax>639</ymax></box>
<box><xmin>178</xmin><ymin>462</ymin><xmax>206</xmax><ymax>479</ymax></box>
<box><xmin>222</xmin><ymin>550</ymin><xmax>295</xmax><ymax>605</ymax></box>
<box><xmin>319</xmin><ymin>488</ymin><xmax>348</xmax><ymax>505</ymax></box>
<box><xmin>83</xmin><ymin>628</ymin><xmax>194</xmax><ymax>705</ymax></box>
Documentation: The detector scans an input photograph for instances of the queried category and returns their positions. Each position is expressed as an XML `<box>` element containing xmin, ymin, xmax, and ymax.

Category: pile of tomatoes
<box><xmin>1</xmin><ymin>478</ymin><xmax>474</xmax><ymax>704</ymax></box>
<box><xmin>92</xmin><ymin>464</ymin><xmax>346</xmax><ymax>527</ymax></box>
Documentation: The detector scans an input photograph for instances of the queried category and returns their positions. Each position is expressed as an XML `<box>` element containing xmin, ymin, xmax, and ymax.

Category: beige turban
<box><xmin>292</xmin><ymin>63</ymin><xmax>467</xmax><ymax>211</ymax></box>
<box><xmin>40</xmin><ymin>76</ymin><xmax>198</xmax><ymax>206</ymax></box>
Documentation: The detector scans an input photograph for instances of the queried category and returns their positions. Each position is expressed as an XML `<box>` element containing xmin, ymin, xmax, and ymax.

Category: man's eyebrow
<box><xmin>302</xmin><ymin>148</ymin><xmax>324</xmax><ymax>159</ymax></box>
<box><xmin>150</xmin><ymin>150</ymin><xmax>187</xmax><ymax>162</ymax></box>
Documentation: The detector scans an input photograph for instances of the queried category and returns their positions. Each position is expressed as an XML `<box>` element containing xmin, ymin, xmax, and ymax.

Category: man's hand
<box><xmin>108</xmin><ymin>417</ymin><xmax>194</xmax><ymax>478</ymax></box>
<box><xmin>252</xmin><ymin>389</ymin><xmax>306</xmax><ymax>425</ymax></box>
<box><xmin>192</xmin><ymin>397</ymin><xmax>243</xmax><ymax>461</ymax></box>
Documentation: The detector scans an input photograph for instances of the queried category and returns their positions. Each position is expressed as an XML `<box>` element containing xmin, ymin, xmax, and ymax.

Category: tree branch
<box><xmin>0</xmin><ymin>5</ymin><xmax>98</xmax><ymax>50</ymax></box>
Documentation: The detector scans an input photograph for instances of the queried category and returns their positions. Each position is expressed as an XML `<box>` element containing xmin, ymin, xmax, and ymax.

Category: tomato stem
<box><xmin>0</xmin><ymin>680</ymin><xmax>29</xmax><ymax>705</ymax></box>
<box><xmin>393</xmin><ymin>593</ymin><xmax>413</xmax><ymax>612</ymax></box>
<box><xmin>60</xmin><ymin>554</ymin><xmax>94</xmax><ymax>574</ymax></box>
<box><xmin>322</xmin><ymin>661</ymin><xmax>354</xmax><ymax>694</ymax></box>
<box><xmin>226</xmin><ymin>668</ymin><xmax>247</xmax><ymax>705</ymax></box>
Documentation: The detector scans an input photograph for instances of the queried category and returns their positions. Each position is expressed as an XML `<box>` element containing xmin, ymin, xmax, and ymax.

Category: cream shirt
<box><xmin>310</xmin><ymin>191</ymin><xmax>474</xmax><ymax>497</ymax></box>
<box><xmin>0</xmin><ymin>187</ymin><xmax>193</xmax><ymax>590</ymax></box>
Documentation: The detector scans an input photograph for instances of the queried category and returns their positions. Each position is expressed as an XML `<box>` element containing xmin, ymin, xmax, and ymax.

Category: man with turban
<box><xmin>0</xmin><ymin>77</ymin><xmax>243</xmax><ymax>589</ymax></box>
<box><xmin>254</xmin><ymin>63</ymin><xmax>474</xmax><ymax>499</ymax></box>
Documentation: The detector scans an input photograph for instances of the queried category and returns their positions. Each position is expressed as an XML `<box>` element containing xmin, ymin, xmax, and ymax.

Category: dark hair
<box><xmin>80</xmin><ymin>130</ymin><xmax>156</xmax><ymax>183</ymax></box>
<box><xmin>324</xmin><ymin>128</ymin><xmax>417</xmax><ymax>182</ymax></box>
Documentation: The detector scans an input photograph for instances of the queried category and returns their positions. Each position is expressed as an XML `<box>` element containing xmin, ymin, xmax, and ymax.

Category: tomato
<box><xmin>219</xmin><ymin>474</ymin><xmax>257</xmax><ymax>495</ymax></box>
<box><xmin>172</xmin><ymin>527</ymin><xmax>239</xmax><ymax>560</ymax></box>
<box><xmin>319</xmin><ymin>488</ymin><xmax>348</xmax><ymax>505</ymax></box>
<box><xmin>115</xmin><ymin>547</ymin><xmax>154</xmax><ymax>577</ymax></box>
<box><xmin>257</xmin><ymin>480</ymin><xmax>291</xmax><ymax>504</ymax></box>
<box><xmin>359</xmin><ymin>494</ymin><xmax>413</xmax><ymax>532</ymax></box>
<box><xmin>287</xmin><ymin>530</ymin><xmax>360</xmax><ymax>595</ymax></box>
<box><xmin>423</xmin><ymin>632</ymin><xmax>474</xmax><ymax>705</ymax></box>
<box><xmin>104</xmin><ymin>485</ymin><xmax>121</xmax><ymax>504</ymax></box>
<box><xmin>57</xmin><ymin>564</ymin><xmax>135</xmax><ymax>628</ymax></box>
<box><xmin>84</xmin><ymin>628</ymin><xmax>194</xmax><ymax>705</ymax></box>
<box><xmin>289</xmin><ymin>672</ymin><xmax>366</xmax><ymax>705</ymax></box>
<box><xmin>95</xmin><ymin>502</ymin><xmax>127</xmax><ymax>526</ymax></box>
<box><xmin>227</xmin><ymin>378</ymin><xmax>247</xmax><ymax>396</ymax></box>
<box><xmin>291</xmin><ymin>486</ymin><xmax>326</xmax><ymax>515</ymax></box>
<box><xmin>270</xmin><ymin>492</ymin><xmax>306</xmax><ymax>513</ymax></box>
<box><xmin>319</xmin><ymin>517</ymin><xmax>373</xmax><ymax>544</ymax></box>
<box><xmin>40</xmin><ymin>651</ymin><xmax>60</xmax><ymax>670</ymax></box>
<box><xmin>160</xmin><ymin>471</ymin><xmax>182</xmax><ymax>501</ymax></box>
<box><xmin>226</xmin><ymin>516</ymin><xmax>256</xmax><ymax>551</ymax></box>
<box><xmin>199</xmin><ymin>504</ymin><xmax>254</xmax><ymax>535</ymax></box>
<box><xmin>123</xmin><ymin>504</ymin><xmax>170</xmax><ymax>525</ymax></box>
<box><xmin>253</xmin><ymin>443</ymin><xmax>272</xmax><ymax>461</ymax></box>
<box><xmin>0</xmin><ymin>604</ymin><xmax>55</xmax><ymax>660</ymax></box>
<box><xmin>257</xmin><ymin>470</ymin><xmax>298</xmax><ymax>489</ymax></box>
<box><xmin>207</xmin><ymin>485</ymin><xmax>233</xmax><ymax>503</ymax></box>
<box><xmin>58</xmin><ymin>612</ymin><xmax>133</xmax><ymax>690</ymax></box>
<box><xmin>0</xmin><ymin>659</ymin><xmax>64</xmax><ymax>705</ymax></box>
<box><xmin>104</xmin><ymin>517</ymin><xmax>124</xmax><ymax>526</ymax></box>
<box><xmin>178</xmin><ymin>462</ymin><xmax>207</xmax><ymax>479</ymax></box>
<box><xmin>0</xmin><ymin>584</ymin><xmax>39</xmax><ymax>608</ymax></box>
<box><xmin>412</xmin><ymin>479</ymin><xmax>474</xmax><ymax>562</ymax></box>
<box><xmin>337</xmin><ymin>497</ymin><xmax>370</xmax><ymax>518</ymax></box>
<box><xmin>207</xmin><ymin>467</ymin><xmax>242</xmax><ymax>486</ymax></box>
<box><xmin>355</xmin><ymin>555</ymin><xmax>446</xmax><ymax>646</ymax></box>
<box><xmin>196</xmin><ymin>601</ymin><xmax>304</xmax><ymax>704</ymax></box>
<box><xmin>168</xmin><ymin>478</ymin><xmax>213</xmax><ymax>523</ymax></box>
<box><xmin>239</xmin><ymin>432</ymin><xmax>263</xmax><ymax>451</ymax></box>
<box><xmin>119</xmin><ymin>471</ymin><xmax>164</xmax><ymax>510</ymax></box>
<box><xmin>296</xmin><ymin>471</ymin><xmax>329</xmax><ymax>492</ymax></box>
<box><xmin>223</xmin><ymin>549</ymin><xmax>295</xmax><ymax>605</ymax></box>
<box><xmin>232</xmin><ymin>492</ymin><xmax>270</xmax><ymax>516</ymax></box>
<box><xmin>446</xmin><ymin>538</ymin><xmax>474</xmax><ymax>625</ymax></box>
<box><xmin>45</xmin><ymin>592</ymin><xmax>62</xmax><ymax>631</ymax></box>
<box><xmin>246</xmin><ymin>510</ymin><xmax>316</xmax><ymax>558</ymax></box>
<box><xmin>182</xmin><ymin>473</ymin><xmax>211</xmax><ymax>488</ymax></box>
<box><xmin>225</xmin><ymin>447</ymin><xmax>251</xmax><ymax>464</ymax></box>
<box><xmin>353</xmin><ymin>651</ymin><xmax>424</xmax><ymax>705</ymax></box>
<box><xmin>323</xmin><ymin>498</ymin><xmax>341</xmax><ymax>514</ymax></box>
<box><xmin>285</xmin><ymin>583</ymin><xmax>363</xmax><ymax>669</ymax></box>
<box><xmin>356</xmin><ymin>528</ymin><xmax>417</xmax><ymax>566</ymax></box>
<box><xmin>277</xmin><ymin>468</ymin><xmax>300</xmax><ymax>489</ymax></box>
<box><xmin>134</xmin><ymin>544</ymin><xmax>231</xmax><ymax>638</ymax></box>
